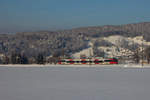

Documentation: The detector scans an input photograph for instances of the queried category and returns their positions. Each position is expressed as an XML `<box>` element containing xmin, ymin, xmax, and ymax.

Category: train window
<box><xmin>66</xmin><ymin>61</ymin><xmax>74</xmax><ymax>63</ymax></box>
<box><xmin>94</xmin><ymin>61</ymin><xmax>103</xmax><ymax>63</ymax></box>
<box><xmin>81</xmin><ymin>61</ymin><xmax>87</xmax><ymax>63</ymax></box>
<box><xmin>104</xmin><ymin>60</ymin><xmax>112</xmax><ymax>62</ymax></box>
<box><xmin>61</xmin><ymin>60</ymin><xmax>66</xmax><ymax>62</ymax></box>
<box><xmin>94</xmin><ymin>61</ymin><xmax>99</xmax><ymax>63</ymax></box>
<box><xmin>113</xmin><ymin>59</ymin><xmax>118</xmax><ymax>62</ymax></box>
<box><xmin>98</xmin><ymin>61</ymin><xmax>103</xmax><ymax>63</ymax></box>
<box><xmin>75</xmin><ymin>61</ymin><xmax>80</xmax><ymax>63</ymax></box>
<box><xmin>88</xmin><ymin>61</ymin><xmax>93</xmax><ymax>63</ymax></box>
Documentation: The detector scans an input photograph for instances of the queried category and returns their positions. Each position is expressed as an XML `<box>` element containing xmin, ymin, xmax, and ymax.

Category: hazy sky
<box><xmin>0</xmin><ymin>0</ymin><xmax>150</xmax><ymax>32</ymax></box>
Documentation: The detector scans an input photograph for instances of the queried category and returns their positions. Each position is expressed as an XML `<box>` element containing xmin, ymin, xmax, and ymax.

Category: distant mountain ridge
<box><xmin>64</xmin><ymin>22</ymin><xmax>150</xmax><ymax>40</ymax></box>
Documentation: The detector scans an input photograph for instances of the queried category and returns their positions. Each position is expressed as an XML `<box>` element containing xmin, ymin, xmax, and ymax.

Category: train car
<box><xmin>58</xmin><ymin>58</ymin><xmax>118</xmax><ymax>65</ymax></box>
<box><xmin>58</xmin><ymin>59</ymin><xmax>74</xmax><ymax>65</ymax></box>
<box><xmin>104</xmin><ymin>58</ymin><xmax>118</xmax><ymax>64</ymax></box>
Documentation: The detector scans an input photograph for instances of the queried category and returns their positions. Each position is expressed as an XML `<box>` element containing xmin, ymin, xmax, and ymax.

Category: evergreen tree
<box><xmin>36</xmin><ymin>53</ymin><xmax>45</xmax><ymax>64</ymax></box>
<box><xmin>133</xmin><ymin>49</ymin><xmax>140</xmax><ymax>64</ymax></box>
<box><xmin>11</xmin><ymin>52</ymin><xmax>17</xmax><ymax>64</ymax></box>
<box><xmin>0</xmin><ymin>58</ymin><xmax>2</xmax><ymax>64</ymax></box>
<box><xmin>145</xmin><ymin>46</ymin><xmax>150</xmax><ymax>64</ymax></box>
<box><xmin>3</xmin><ymin>56</ymin><xmax>9</xmax><ymax>64</ymax></box>
<box><xmin>20</xmin><ymin>54</ymin><xmax>28</xmax><ymax>64</ymax></box>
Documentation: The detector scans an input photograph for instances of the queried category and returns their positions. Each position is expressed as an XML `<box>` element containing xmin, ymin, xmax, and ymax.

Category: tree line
<box><xmin>0</xmin><ymin>51</ymin><xmax>63</xmax><ymax>64</ymax></box>
<box><xmin>0</xmin><ymin>45</ymin><xmax>150</xmax><ymax>64</ymax></box>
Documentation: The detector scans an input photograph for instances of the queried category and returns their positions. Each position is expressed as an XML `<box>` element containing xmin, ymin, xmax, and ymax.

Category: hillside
<box><xmin>0</xmin><ymin>22</ymin><xmax>150</xmax><ymax>59</ymax></box>
<box><xmin>73</xmin><ymin>35</ymin><xmax>150</xmax><ymax>58</ymax></box>
<box><xmin>70</xmin><ymin>22</ymin><xmax>150</xmax><ymax>37</ymax></box>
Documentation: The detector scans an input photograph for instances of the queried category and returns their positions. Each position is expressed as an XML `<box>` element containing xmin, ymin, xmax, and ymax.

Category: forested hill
<box><xmin>63</xmin><ymin>22</ymin><xmax>150</xmax><ymax>40</ymax></box>
<box><xmin>0</xmin><ymin>22</ymin><xmax>150</xmax><ymax>58</ymax></box>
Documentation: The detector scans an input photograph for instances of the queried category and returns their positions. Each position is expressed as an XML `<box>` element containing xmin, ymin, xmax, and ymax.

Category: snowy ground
<box><xmin>0</xmin><ymin>64</ymin><xmax>150</xmax><ymax>68</ymax></box>
<box><xmin>0</xmin><ymin>66</ymin><xmax>150</xmax><ymax>100</ymax></box>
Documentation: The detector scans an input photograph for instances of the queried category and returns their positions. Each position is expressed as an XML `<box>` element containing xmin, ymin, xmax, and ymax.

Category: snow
<box><xmin>72</xmin><ymin>41</ymin><xmax>94</xmax><ymax>58</ymax></box>
<box><xmin>0</xmin><ymin>64</ymin><xmax>150</xmax><ymax>68</ymax></box>
<box><xmin>0</xmin><ymin>66</ymin><xmax>150</xmax><ymax>100</ymax></box>
<box><xmin>72</xmin><ymin>35</ymin><xmax>150</xmax><ymax>58</ymax></box>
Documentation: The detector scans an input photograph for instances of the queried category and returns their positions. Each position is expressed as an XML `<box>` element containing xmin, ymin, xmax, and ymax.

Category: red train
<box><xmin>58</xmin><ymin>58</ymin><xmax>118</xmax><ymax>65</ymax></box>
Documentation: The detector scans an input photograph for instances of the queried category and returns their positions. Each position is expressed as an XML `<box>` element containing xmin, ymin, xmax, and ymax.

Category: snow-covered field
<box><xmin>0</xmin><ymin>66</ymin><xmax>150</xmax><ymax>100</ymax></box>
<box><xmin>0</xmin><ymin>64</ymin><xmax>150</xmax><ymax>68</ymax></box>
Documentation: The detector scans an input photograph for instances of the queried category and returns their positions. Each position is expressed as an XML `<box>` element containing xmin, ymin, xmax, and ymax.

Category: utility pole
<box><xmin>141</xmin><ymin>37</ymin><xmax>144</xmax><ymax>67</ymax></box>
<box><xmin>141</xmin><ymin>24</ymin><xmax>144</xmax><ymax>67</ymax></box>
<box><xmin>89</xmin><ymin>48</ymin><xmax>92</xmax><ymax>66</ymax></box>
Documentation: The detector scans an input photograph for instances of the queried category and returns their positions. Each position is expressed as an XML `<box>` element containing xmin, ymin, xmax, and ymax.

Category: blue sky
<box><xmin>0</xmin><ymin>0</ymin><xmax>150</xmax><ymax>32</ymax></box>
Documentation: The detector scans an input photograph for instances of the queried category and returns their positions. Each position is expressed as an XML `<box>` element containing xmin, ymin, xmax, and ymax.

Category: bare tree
<box><xmin>132</xmin><ymin>49</ymin><xmax>140</xmax><ymax>64</ymax></box>
<box><xmin>144</xmin><ymin>46</ymin><xmax>150</xmax><ymax>64</ymax></box>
